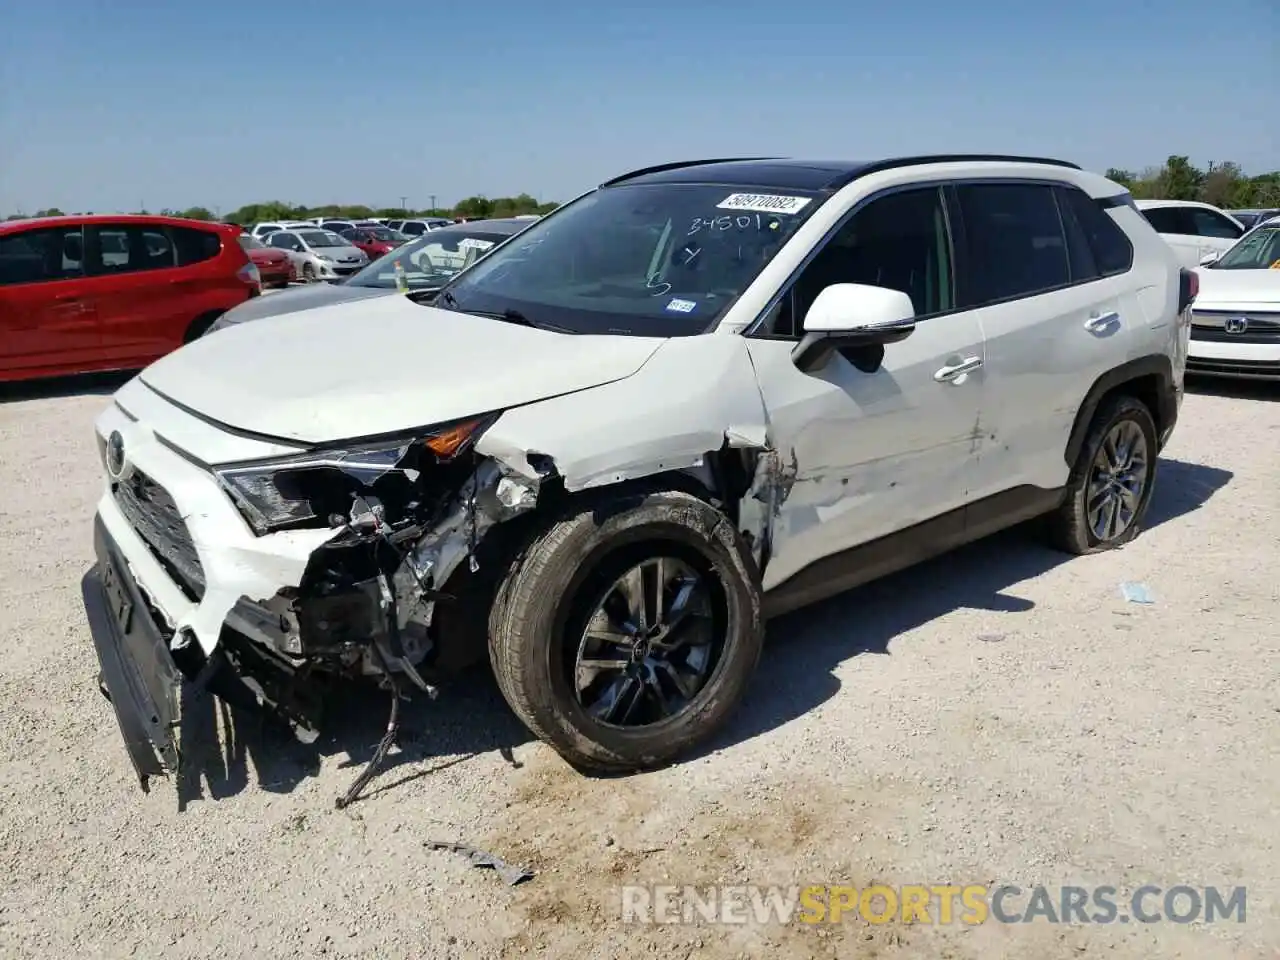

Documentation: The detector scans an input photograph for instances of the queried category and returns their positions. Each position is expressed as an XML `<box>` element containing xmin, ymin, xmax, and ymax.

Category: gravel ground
<box><xmin>0</xmin><ymin>373</ymin><xmax>1276</xmax><ymax>960</ymax></box>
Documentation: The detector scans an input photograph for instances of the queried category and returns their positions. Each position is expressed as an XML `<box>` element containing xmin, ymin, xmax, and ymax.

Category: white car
<box><xmin>81</xmin><ymin>155</ymin><xmax>1190</xmax><ymax>790</ymax></box>
<box><xmin>1135</xmin><ymin>199</ymin><xmax>1245</xmax><ymax>269</ymax></box>
<box><xmin>263</xmin><ymin>228</ymin><xmax>368</xmax><ymax>281</ymax></box>
<box><xmin>1187</xmin><ymin>216</ymin><xmax>1280</xmax><ymax>380</ymax></box>
<box><xmin>249</xmin><ymin>220</ymin><xmax>315</xmax><ymax>241</ymax></box>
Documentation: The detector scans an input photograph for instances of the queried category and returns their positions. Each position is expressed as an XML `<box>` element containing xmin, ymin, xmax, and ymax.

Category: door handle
<box><xmin>934</xmin><ymin>356</ymin><xmax>983</xmax><ymax>382</ymax></box>
<box><xmin>1084</xmin><ymin>311</ymin><xmax>1120</xmax><ymax>332</ymax></box>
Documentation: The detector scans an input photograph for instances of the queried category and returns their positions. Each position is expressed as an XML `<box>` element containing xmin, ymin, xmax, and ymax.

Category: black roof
<box><xmin>602</xmin><ymin>155</ymin><xmax>1081</xmax><ymax>191</ymax></box>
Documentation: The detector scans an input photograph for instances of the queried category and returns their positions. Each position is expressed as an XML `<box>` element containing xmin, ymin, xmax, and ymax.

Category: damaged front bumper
<box><xmin>83</xmin><ymin>396</ymin><xmax>545</xmax><ymax>787</ymax></box>
<box><xmin>82</xmin><ymin>516</ymin><xmax>183</xmax><ymax>790</ymax></box>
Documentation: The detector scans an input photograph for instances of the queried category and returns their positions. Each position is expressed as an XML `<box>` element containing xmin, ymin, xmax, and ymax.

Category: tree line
<box><xmin>1105</xmin><ymin>156</ymin><xmax>1279</xmax><ymax>207</ymax></box>
<box><xmin>8</xmin><ymin>157</ymin><xmax>1280</xmax><ymax>223</ymax></box>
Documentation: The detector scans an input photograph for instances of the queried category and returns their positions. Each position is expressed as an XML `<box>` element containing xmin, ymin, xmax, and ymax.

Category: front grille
<box><xmin>1187</xmin><ymin>356</ymin><xmax>1280</xmax><ymax>380</ymax></box>
<box><xmin>112</xmin><ymin>469</ymin><xmax>206</xmax><ymax>601</ymax></box>
<box><xmin>1190</xmin><ymin>310</ymin><xmax>1280</xmax><ymax>344</ymax></box>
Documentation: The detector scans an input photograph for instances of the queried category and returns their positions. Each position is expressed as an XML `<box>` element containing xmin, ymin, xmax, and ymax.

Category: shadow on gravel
<box><xmin>693</xmin><ymin>456</ymin><xmax>1234</xmax><ymax>761</ymax></box>
<box><xmin>170</xmin><ymin>458</ymin><xmax>1233</xmax><ymax>804</ymax></box>
<box><xmin>175</xmin><ymin>665</ymin><xmax>532</xmax><ymax>811</ymax></box>
<box><xmin>1185</xmin><ymin>374</ymin><xmax>1280</xmax><ymax>402</ymax></box>
<box><xmin>0</xmin><ymin>369</ymin><xmax>135</xmax><ymax>404</ymax></box>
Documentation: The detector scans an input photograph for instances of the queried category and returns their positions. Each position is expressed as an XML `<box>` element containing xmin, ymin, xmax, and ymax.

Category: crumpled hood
<box><xmin>1194</xmin><ymin>267</ymin><xmax>1280</xmax><ymax>308</ymax></box>
<box><xmin>139</xmin><ymin>296</ymin><xmax>666</xmax><ymax>445</ymax></box>
<box><xmin>215</xmin><ymin>281</ymin><xmax>395</xmax><ymax>326</ymax></box>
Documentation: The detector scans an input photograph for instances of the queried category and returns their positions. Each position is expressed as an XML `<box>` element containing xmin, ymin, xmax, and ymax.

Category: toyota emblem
<box><xmin>1224</xmin><ymin>316</ymin><xmax>1249</xmax><ymax>334</ymax></box>
<box><xmin>105</xmin><ymin>430</ymin><xmax>128</xmax><ymax>479</ymax></box>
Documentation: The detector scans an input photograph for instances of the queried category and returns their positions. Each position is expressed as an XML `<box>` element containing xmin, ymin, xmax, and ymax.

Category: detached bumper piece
<box><xmin>82</xmin><ymin>517</ymin><xmax>183</xmax><ymax>791</ymax></box>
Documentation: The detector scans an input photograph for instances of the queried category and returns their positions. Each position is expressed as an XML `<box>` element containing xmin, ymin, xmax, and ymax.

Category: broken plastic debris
<box><xmin>1119</xmin><ymin>582</ymin><xmax>1155</xmax><ymax>604</ymax></box>
<box><xmin>426</xmin><ymin>841</ymin><xmax>535</xmax><ymax>886</ymax></box>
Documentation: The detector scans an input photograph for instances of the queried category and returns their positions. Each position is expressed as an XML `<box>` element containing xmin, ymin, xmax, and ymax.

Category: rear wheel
<box><xmin>1047</xmin><ymin>394</ymin><xmax>1158</xmax><ymax>554</ymax></box>
<box><xmin>489</xmin><ymin>489</ymin><xmax>763</xmax><ymax>773</ymax></box>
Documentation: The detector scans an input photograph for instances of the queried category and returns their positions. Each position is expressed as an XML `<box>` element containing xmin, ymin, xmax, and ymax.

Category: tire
<box><xmin>488</xmin><ymin>488</ymin><xmax>763</xmax><ymax>773</ymax></box>
<box><xmin>302</xmin><ymin>263</ymin><xmax>316</xmax><ymax>282</ymax></box>
<box><xmin>1047</xmin><ymin>394</ymin><xmax>1159</xmax><ymax>554</ymax></box>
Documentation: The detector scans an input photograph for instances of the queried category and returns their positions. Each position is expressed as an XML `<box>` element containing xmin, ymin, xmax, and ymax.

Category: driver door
<box><xmin>744</xmin><ymin>185</ymin><xmax>987</xmax><ymax>594</ymax></box>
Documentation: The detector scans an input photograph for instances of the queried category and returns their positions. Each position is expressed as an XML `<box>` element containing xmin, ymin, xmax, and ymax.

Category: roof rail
<box><xmin>600</xmin><ymin>157</ymin><xmax>784</xmax><ymax>187</ymax></box>
<box><xmin>828</xmin><ymin>153</ymin><xmax>1082</xmax><ymax>189</ymax></box>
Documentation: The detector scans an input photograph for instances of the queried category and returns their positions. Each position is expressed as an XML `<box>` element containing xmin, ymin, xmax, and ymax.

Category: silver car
<box><xmin>264</xmin><ymin>228</ymin><xmax>368</xmax><ymax>282</ymax></box>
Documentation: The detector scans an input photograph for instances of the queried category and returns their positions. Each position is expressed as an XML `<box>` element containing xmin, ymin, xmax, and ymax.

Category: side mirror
<box><xmin>1199</xmin><ymin>251</ymin><xmax>1220</xmax><ymax>267</ymax></box>
<box><xmin>791</xmin><ymin>283</ymin><xmax>917</xmax><ymax>374</ymax></box>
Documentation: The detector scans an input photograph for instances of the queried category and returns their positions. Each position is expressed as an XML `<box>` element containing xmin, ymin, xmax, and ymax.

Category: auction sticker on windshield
<box><xmin>716</xmin><ymin>193</ymin><xmax>812</xmax><ymax>214</ymax></box>
<box><xmin>458</xmin><ymin>238</ymin><xmax>495</xmax><ymax>251</ymax></box>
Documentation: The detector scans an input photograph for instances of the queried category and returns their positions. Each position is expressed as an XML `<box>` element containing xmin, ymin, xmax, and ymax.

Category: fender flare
<box><xmin>1063</xmin><ymin>354</ymin><xmax>1177</xmax><ymax>466</ymax></box>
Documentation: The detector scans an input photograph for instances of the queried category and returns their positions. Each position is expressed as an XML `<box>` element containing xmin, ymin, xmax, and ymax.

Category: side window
<box><xmin>954</xmin><ymin>183</ymin><xmax>1070</xmax><ymax>308</ymax></box>
<box><xmin>1058</xmin><ymin>188</ymin><xmax>1134</xmax><ymax>277</ymax></box>
<box><xmin>171</xmin><ymin>227</ymin><xmax>220</xmax><ymax>266</ymax></box>
<box><xmin>1188</xmin><ymin>208</ymin><xmax>1243</xmax><ymax>240</ymax></box>
<box><xmin>268</xmin><ymin>233</ymin><xmax>293</xmax><ymax>249</ymax></box>
<box><xmin>1140</xmin><ymin>206</ymin><xmax>1188</xmax><ymax>234</ymax></box>
<box><xmin>88</xmin><ymin>225</ymin><xmax>176</xmax><ymax>274</ymax></box>
<box><xmin>142</xmin><ymin>228</ymin><xmax>176</xmax><ymax>268</ymax></box>
<box><xmin>765</xmin><ymin>187</ymin><xmax>953</xmax><ymax>338</ymax></box>
<box><xmin>0</xmin><ymin>227</ymin><xmax>85</xmax><ymax>285</ymax></box>
<box><xmin>96</xmin><ymin>227</ymin><xmax>132</xmax><ymax>270</ymax></box>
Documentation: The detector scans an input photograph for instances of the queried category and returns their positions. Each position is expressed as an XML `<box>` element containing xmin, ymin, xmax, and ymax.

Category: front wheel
<box><xmin>1047</xmin><ymin>394</ymin><xmax>1159</xmax><ymax>554</ymax></box>
<box><xmin>488</xmin><ymin>489</ymin><xmax>763</xmax><ymax>773</ymax></box>
<box><xmin>302</xmin><ymin>262</ymin><xmax>316</xmax><ymax>282</ymax></box>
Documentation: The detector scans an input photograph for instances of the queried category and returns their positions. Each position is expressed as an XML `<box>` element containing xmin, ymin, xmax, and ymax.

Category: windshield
<box><xmin>436</xmin><ymin>183</ymin><xmax>820</xmax><ymax>335</ymax></box>
<box><xmin>300</xmin><ymin>230</ymin><xmax>347</xmax><ymax>248</ymax></box>
<box><xmin>1214</xmin><ymin>225</ymin><xmax>1280</xmax><ymax>270</ymax></box>
<box><xmin>347</xmin><ymin>229</ymin><xmax>511</xmax><ymax>289</ymax></box>
<box><xmin>238</xmin><ymin>235</ymin><xmax>265</xmax><ymax>251</ymax></box>
<box><xmin>362</xmin><ymin>226</ymin><xmax>398</xmax><ymax>241</ymax></box>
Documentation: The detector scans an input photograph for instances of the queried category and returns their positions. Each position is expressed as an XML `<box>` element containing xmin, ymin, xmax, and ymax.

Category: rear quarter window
<box><xmin>171</xmin><ymin>227</ymin><xmax>222</xmax><ymax>266</ymax></box>
<box><xmin>1059</xmin><ymin>188</ymin><xmax>1134</xmax><ymax>277</ymax></box>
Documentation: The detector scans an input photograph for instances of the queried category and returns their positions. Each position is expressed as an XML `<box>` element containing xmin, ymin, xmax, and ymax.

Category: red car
<box><xmin>238</xmin><ymin>232</ymin><xmax>294</xmax><ymax>287</ymax></box>
<box><xmin>340</xmin><ymin>225</ymin><xmax>404</xmax><ymax>259</ymax></box>
<box><xmin>0</xmin><ymin>214</ymin><xmax>259</xmax><ymax>383</ymax></box>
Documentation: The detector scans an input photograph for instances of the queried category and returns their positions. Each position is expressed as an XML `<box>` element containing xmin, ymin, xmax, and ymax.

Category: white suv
<box><xmin>1135</xmin><ymin>199</ymin><xmax>1245</xmax><ymax>269</ymax></box>
<box><xmin>82</xmin><ymin>155</ymin><xmax>1192</xmax><ymax>790</ymax></box>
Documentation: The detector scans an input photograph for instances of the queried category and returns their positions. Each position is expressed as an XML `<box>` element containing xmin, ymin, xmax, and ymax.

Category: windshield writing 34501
<box><xmin>687</xmin><ymin>214</ymin><xmax>781</xmax><ymax>235</ymax></box>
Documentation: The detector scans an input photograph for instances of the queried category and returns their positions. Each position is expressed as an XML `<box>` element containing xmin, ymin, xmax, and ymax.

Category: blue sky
<box><xmin>2</xmin><ymin>0</ymin><xmax>1275</xmax><ymax>214</ymax></box>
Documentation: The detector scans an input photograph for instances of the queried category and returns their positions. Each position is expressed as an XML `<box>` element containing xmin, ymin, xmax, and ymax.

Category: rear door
<box><xmin>85</xmin><ymin>222</ymin><xmax>186</xmax><ymax>362</ymax></box>
<box><xmin>0</xmin><ymin>224</ymin><xmax>98</xmax><ymax>377</ymax></box>
<box><xmin>952</xmin><ymin>181</ymin><xmax>1137</xmax><ymax>499</ymax></box>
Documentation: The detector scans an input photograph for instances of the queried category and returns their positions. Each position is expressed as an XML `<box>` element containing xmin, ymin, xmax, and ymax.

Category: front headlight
<box><xmin>214</xmin><ymin>416</ymin><xmax>493</xmax><ymax>535</ymax></box>
<box><xmin>317</xmin><ymin>255</ymin><xmax>334</xmax><ymax>262</ymax></box>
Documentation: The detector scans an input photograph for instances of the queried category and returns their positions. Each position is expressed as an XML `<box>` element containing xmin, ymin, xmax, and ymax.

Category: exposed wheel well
<box><xmin>1107</xmin><ymin>373</ymin><xmax>1167</xmax><ymax>437</ymax></box>
<box><xmin>184</xmin><ymin>310</ymin><xmax>223</xmax><ymax>343</ymax></box>
<box><xmin>1065</xmin><ymin>356</ymin><xmax>1178</xmax><ymax>466</ymax></box>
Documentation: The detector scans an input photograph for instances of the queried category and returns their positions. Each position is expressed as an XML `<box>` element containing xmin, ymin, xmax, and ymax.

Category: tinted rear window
<box><xmin>1140</xmin><ymin>207</ymin><xmax>1187</xmax><ymax>234</ymax></box>
<box><xmin>954</xmin><ymin>182</ymin><xmax>1070</xmax><ymax>307</ymax></box>
<box><xmin>1059</xmin><ymin>189</ymin><xmax>1134</xmax><ymax>277</ymax></box>
<box><xmin>172</xmin><ymin>227</ymin><xmax>222</xmax><ymax>266</ymax></box>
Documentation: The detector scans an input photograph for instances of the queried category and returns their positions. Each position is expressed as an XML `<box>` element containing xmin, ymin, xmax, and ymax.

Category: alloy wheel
<box><xmin>1086</xmin><ymin>419</ymin><xmax>1150</xmax><ymax>541</ymax></box>
<box><xmin>573</xmin><ymin>556</ymin><xmax>724</xmax><ymax>728</ymax></box>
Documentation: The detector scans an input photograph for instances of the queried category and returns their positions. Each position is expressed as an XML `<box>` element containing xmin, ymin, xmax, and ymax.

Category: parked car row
<box><xmin>205</xmin><ymin>216</ymin><xmax>532</xmax><ymax>333</ymax></box>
